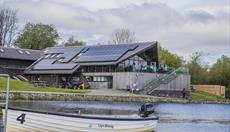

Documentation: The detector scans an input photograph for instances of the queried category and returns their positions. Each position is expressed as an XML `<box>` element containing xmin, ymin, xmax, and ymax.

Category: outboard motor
<box><xmin>139</xmin><ymin>103</ymin><xmax>155</xmax><ymax>118</ymax></box>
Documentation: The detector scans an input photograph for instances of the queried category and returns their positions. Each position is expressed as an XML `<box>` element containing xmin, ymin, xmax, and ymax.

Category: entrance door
<box><xmin>107</xmin><ymin>76</ymin><xmax>113</xmax><ymax>89</ymax></box>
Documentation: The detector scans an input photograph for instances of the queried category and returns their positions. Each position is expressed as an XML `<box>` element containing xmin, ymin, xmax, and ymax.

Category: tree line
<box><xmin>111</xmin><ymin>28</ymin><xmax>229</xmax><ymax>98</ymax></box>
<box><xmin>1</xmin><ymin>8</ymin><xmax>229</xmax><ymax>98</ymax></box>
<box><xmin>0</xmin><ymin>8</ymin><xmax>83</xmax><ymax>49</ymax></box>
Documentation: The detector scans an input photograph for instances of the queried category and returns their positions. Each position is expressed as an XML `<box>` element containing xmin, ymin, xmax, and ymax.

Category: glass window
<box><xmin>56</xmin><ymin>54</ymin><xmax>62</xmax><ymax>58</ymax></box>
<box><xmin>58</xmin><ymin>58</ymin><xmax>64</xmax><ymax>62</ymax></box>
<box><xmin>17</xmin><ymin>49</ymin><xmax>24</xmax><ymax>54</ymax></box>
<box><xmin>93</xmin><ymin>77</ymin><xmax>97</xmax><ymax>81</ymax></box>
<box><xmin>44</xmin><ymin>54</ymin><xmax>50</xmax><ymax>59</ymax></box>
<box><xmin>92</xmin><ymin>76</ymin><xmax>108</xmax><ymax>82</ymax></box>
<box><xmin>25</xmin><ymin>51</ymin><xmax>31</xmax><ymax>54</ymax></box>
<box><xmin>101</xmin><ymin>77</ymin><xmax>105</xmax><ymax>81</ymax></box>
<box><xmin>50</xmin><ymin>54</ymin><xmax>56</xmax><ymax>58</ymax></box>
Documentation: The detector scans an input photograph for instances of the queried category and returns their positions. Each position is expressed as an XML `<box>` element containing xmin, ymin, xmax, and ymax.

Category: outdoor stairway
<box><xmin>142</xmin><ymin>67</ymin><xmax>189</xmax><ymax>95</ymax></box>
<box><xmin>15</xmin><ymin>75</ymin><xmax>29</xmax><ymax>82</ymax></box>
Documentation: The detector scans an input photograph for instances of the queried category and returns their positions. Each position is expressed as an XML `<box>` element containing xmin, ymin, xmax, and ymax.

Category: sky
<box><xmin>1</xmin><ymin>0</ymin><xmax>230</xmax><ymax>65</ymax></box>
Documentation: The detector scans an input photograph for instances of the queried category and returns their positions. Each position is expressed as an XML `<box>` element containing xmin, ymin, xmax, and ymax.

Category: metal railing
<box><xmin>142</xmin><ymin>67</ymin><xmax>189</xmax><ymax>94</ymax></box>
<box><xmin>0</xmin><ymin>74</ymin><xmax>10</xmax><ymax>132</ymax></box>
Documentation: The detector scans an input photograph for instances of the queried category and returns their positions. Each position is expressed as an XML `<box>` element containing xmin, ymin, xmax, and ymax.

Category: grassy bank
<box><xmin>0</xmin><ymin>77</ymin><xmax>90</xmax><ymax>93</ymax></box>
<box><xmin>190</xmin><ymin>91</ymin><xmax>224</xmax><ymax>99</ymax></box>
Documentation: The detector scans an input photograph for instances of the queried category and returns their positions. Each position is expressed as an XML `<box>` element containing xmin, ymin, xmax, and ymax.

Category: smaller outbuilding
<box><xmin>192</xmin><ymin>85</ymin><xmax>225</xmax><ymax>97</ymax></box>
<box><xmin>0</xmin><ymin>47</ymin><xmax>42</xmax><ymax>75</ymax></box>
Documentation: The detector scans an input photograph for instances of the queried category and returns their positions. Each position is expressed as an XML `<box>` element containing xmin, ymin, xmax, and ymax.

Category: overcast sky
<box><xmin>1</xmin><ymin>0</ymin><xmax>230</xmax><ymax>64</ymax></box>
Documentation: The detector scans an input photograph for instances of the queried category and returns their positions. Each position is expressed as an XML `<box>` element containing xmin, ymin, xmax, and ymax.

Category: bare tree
<box><xmin>111</xmin><ymin>28</ymin><xmax>136</xmax><ymax>44</ymax></box>
<box><xmin>0</xmin><ymin>8</ymin><xmax>17</xmax><ymax>47</ymax></box>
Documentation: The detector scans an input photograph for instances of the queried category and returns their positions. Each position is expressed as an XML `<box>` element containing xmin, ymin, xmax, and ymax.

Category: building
<box><xmin>24</xmin><ymin>42</ymin><xmax>190</xmax><ymax>96</ymax></box>
<box><xmin>0</xmin><ymin>47</ymin><xmax>42</xmax><ymax>76</ymax></box>
<box><xmin>192</xmin><ymin>85</ymin><xmax>225</xmax><ymax>97</ymax></box>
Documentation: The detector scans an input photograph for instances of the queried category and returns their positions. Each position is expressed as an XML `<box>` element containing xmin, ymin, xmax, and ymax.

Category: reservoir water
<box><xmin>1</xmin><ymin>101</ymin><xmax>230</xmax><ymax>132</ymax></box>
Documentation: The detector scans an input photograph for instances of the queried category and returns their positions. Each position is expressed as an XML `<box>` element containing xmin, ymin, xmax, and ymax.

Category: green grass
<box><xmin>190</xmin><ymin>91</ymin><xmax>224</xmax><ymax>99</ymax></box>
<box><xmin>0</xmin><ymin>77</ymin><xmax>90</xmax><ymax>93</ymax></box>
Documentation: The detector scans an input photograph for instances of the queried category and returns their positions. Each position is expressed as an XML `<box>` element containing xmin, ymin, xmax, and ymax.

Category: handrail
<box><xmin>0</xmin><ymin>74</ymin><xmax>10</xmax><ymax>132</ymax></box>
<box><xmin>142</xmin><ymin>67</ymin><xmax>189</xmax><ymax>94</ymax></box>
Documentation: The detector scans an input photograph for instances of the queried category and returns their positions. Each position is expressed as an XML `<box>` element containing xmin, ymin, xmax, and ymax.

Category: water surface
<box><xmin>1</xmin><ymin>101</ymin><xmax>230</xmax><ymax>132</ymax></box>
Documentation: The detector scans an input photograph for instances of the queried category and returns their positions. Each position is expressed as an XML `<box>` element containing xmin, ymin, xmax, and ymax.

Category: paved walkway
<box><xmin>86</xmin><ymin>89</ymin><xmax>154</xmax><ymax>97</ymax></box>
<box><xmin>86</xmin><ymin>89</ymin><xmax>131</xmax><ymax>96</ymax></box>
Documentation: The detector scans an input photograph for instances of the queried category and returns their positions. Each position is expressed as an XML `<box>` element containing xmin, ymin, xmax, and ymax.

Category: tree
<box><xmin>0</xmin><ymin>8</ymin><xmax>17</xmax><ymax>47</ymax></box>
<box><xmin>111</xmin><ymin>28</ymin><xmax>136</xmax><ymax>44</ymax></box>
<box><xmin>186</xmin><ymin>52</ymin><xmax>209</xmax><ymax>84</ymax></box>
<box><xmin>158</xmin><ymin>46</ymin><xmax>183</xmax><ymax>68</ymax></box>
<box><xmin>64</xmin><ymin>36</ymin><xmax>85</xmax><ymax>46</ymax></box>
<box><xmin>209</xmin><ymin>55</ymin><xmax>230</xmax><ymax>98</ymax></box>
<box><xmin>15</xmin><ymin>23</ymin><xmax>59</xmax><ymax>50</ymax></box>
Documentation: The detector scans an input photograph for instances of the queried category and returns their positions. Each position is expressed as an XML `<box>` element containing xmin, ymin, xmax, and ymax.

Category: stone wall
<box><xmin>0</xmin><ymin>92</ymin><xmax>229</xmax><ymax>104</ymax></box>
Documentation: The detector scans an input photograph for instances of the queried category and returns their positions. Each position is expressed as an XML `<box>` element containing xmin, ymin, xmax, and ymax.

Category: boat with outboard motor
<box><xmin>2</xmin><ymin>103</ymin><xmax>158</xmax><ymax>132</ymax></box>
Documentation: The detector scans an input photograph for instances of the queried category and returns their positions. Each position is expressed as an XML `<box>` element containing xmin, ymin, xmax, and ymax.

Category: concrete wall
<box><xmin>192</xmin><ymin>85</ymin><xmax>225</xmax><ymax>97</ymax></box>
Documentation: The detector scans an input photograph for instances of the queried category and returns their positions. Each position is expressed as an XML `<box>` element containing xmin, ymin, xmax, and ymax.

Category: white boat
<box><xmin>2</xmin><ymin>107</ymin><xmax>158</xmax><ymax>132</ymax></box>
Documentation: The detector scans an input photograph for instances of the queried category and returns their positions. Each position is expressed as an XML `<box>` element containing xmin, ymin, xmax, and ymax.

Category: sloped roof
<box><xmin>25</xmin><ymin>42</ymin><xmax>158</xmax><ymax>74</ymax></box>
<box><xmin>0</xmin><ymin>47</ymin><xmax>42</xmax><ymax>61</ymax></box>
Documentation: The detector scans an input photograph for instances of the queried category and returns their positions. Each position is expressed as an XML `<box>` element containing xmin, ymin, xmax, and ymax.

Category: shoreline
<box><xmin>0</xmin><ymin>91</ymin><xmax>229</xmax><ymax>104</ymax></box>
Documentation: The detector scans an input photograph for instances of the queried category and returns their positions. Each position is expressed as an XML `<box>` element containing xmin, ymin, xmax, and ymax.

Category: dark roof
<box><xmin>25</xmin><ymin>42</ymin><xmax>158</xmax><ymax>74</ymax></box>
<box><xmin>0</xmin><ymin>47</ymin><xmax>42</xmax><ymax>61</ymax></box>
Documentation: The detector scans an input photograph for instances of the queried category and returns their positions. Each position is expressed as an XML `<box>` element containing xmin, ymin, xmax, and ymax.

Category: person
<box><xmin>181</xmin><ymin>88</ymin><xmax>187</xmax><ymax>98</ymax></box>
<box><xmin>132</xmin><ymin>82</ymin><xmax>137</xmax><ymax>93</ymax></box>
<box><xmin>132</xmin><ymin>62</ymin><xmax>136</xmax><ymax>72</ymax></box>
<box><xmin>191</xmin><ymin>86</ymin><xmax>196</xmax><ymax>92</ymax></box>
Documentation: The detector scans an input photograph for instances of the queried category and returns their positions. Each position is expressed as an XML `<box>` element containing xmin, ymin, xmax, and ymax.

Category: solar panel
<box><xmin>32</xmin><ymin>44</ymin><xmax>139</xmax><ymax>71</ymax></box>
<box><xmin>83</xmin><ymin>49</ymin><xmax>126</xmax><ymax>56</ymax></box>
<box><xmin>34</xmin><ymin>64</ymin><xmax>77</xmax><ymax>70</ymax></box>
<box><xmin>75</xmin><ymin>44</ymin><xmax>138</xmax><ymax>62</ymax></box>
<box><xmin>88</xmin><ymin>44</ymin><xmax>137</xmax><ymax>51</ymax></box>
<box><xmin>33</xmin><ymin>59</ymin><xmax>77</xmax><ymax>70</ymax></box>
<box><xmin>44</xmin><ymin>47</ymin><xmax>84</xmax><ymax>63</ymax></box>
<box><xmin>77</xmin><ymin>55</ymin><xmax>121</xmax><ymax>62</ymax></box>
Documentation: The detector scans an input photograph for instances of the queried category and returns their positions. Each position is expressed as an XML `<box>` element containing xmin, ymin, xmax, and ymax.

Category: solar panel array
<box><xmin>34</xmin><ymin>44</ymin><xmax>139</xmax><ymax>70</ymax></box>
<box><xmin>76</xmin><ymin>44</ymin><xmax>138</xmax><ymax>62</ymax></box>
<box><xmin>33</xmin><ymin>59</ymin><xmax>77</xmax><ymax>70</ymax></box>
<box><xmin>45</xmin><ymin>47</ymin><xmax>84</xmax><ymax>62</ymax></box>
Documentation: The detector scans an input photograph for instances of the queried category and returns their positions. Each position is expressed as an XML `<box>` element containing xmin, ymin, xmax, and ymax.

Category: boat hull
<box><xmin>2</xmin><ymin>108</ymin><xmax>158</xmax><ymax>132</ymax></box>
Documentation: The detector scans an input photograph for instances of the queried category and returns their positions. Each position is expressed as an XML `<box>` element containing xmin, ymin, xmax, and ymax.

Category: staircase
<box><xmin>142</xmin><ymin>67</ymin><xmax>189</xmax><ymax>94</ymax></box>
<box><xmin>15</xmin><ymin>75</ymin><xmax>29</xmax><ymax>82</ymax></box>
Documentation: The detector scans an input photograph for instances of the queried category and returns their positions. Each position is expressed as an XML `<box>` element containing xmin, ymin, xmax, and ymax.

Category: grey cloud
<box><xmin>3</xmin><ymin>0</ymin><xmax>230</xmax><ymax>64</ymax></box>
<box><xmin>188</xmin><ymin>10</ymin><xmax>215</xmax><ymax>23</ymax></box>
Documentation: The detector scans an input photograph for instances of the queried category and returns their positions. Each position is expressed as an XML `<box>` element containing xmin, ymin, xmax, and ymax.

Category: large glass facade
<box><xmin>80</xmin><ymin>55</ymin><xmax>157</xmax><ymax>73</ymax></box>
<box><xmin>81</xmin><ymin>65</ymin><xmax>117</xmax><ymax>73</ymax></box>
<box><xmin>117</xmin><ymin>55</ymin><xmax>148</xmax><ymax>72</ymax></box>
